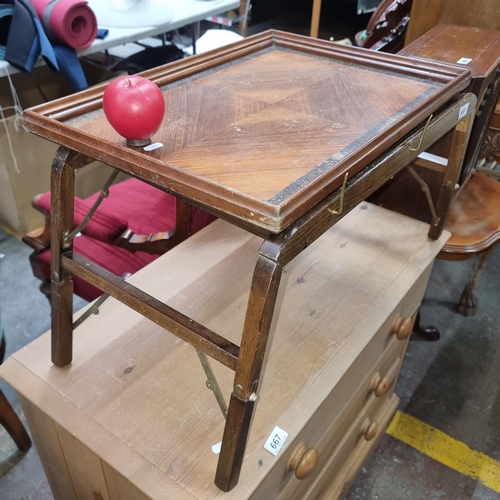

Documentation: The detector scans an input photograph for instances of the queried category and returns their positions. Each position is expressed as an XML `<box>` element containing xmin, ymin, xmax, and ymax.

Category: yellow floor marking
<box><xmin>0</xmin><ymin>221</ymin><xmax>20</xmax><ymax>240</ymax></box>
<box><xmin>387</xmin><ymin>410</ymin><xmax>500</xmax><ymax>493</ymax></box>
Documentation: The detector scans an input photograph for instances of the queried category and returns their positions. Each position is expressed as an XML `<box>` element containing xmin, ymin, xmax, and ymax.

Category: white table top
<box><xmin>0</xmin><ymin>0</ymin><xmax>239</xmax><ymax>77</ymax></box>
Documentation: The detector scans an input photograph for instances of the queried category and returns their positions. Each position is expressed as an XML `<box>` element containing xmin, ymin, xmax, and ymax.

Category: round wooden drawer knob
<box><xmin>370</xmin><ymin>372</ymin><xmax>381</xmax><ymax>391</ymax></box>
<box><xmin>360</xmin><ymin>419</ymin><xmax>379</xmax><ymax>441</ymax></box>
<box><xmin>287</xmin><ymin>442</ymin><xmax>319</xmax><ymax>480</ymax></box>
<box><xmin>392</xmin><ymin>315</ymin><xmax>413</xmax><ymax>340</ymax></box>
<box><xmin>375</xmin><ymin>376</ymin><xmax>391</xmax><ymax>397</ymax></box>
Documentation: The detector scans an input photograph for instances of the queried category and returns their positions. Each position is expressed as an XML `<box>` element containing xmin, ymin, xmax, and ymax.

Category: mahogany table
<box><xmin>22</xmin><ymin>30</ymin><xmax>476</xmax><ymax>492</ymax></box>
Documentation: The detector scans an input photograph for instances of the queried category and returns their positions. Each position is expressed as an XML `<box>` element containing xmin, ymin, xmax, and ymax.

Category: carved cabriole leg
<box><xmin>50</xmin><ymin>147</ymin><xmax>91</xmax><ymax>367</ymax></box>
<box><xmin>458</xmin><ymin>247</ymin><xmax>495</xmax><ymax>316</ymax></box>
<box><xmin>428</xmin><ymin>114</ymin><xmax>474</xmax><ymax>240</ymax></box>
<box><xmin>481</xmin><ymin>128</ymin><xmax>500</xmax><ymax>164</ymax></box>
<box><xmin>215</xmin><ymin>254</ymin><xmax>283</xmax><ymax>492</ymax></box>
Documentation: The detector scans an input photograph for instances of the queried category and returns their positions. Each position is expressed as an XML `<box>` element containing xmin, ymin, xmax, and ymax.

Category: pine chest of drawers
<box><xmin>1</xmin><ymin>203</ymin><xmax>448</xmax><ymax>499</ymax></box>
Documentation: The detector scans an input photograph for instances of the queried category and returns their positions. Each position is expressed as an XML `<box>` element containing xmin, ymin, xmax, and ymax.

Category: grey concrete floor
<box><xmin>0</xmin><ymin>227</ymin><xmax>87</xmax><ymax>500</ymax></box>
<box><xmin>0</xmin><ymin>224</ymin><xmax>499</xmax><ymax>499</ymax></box>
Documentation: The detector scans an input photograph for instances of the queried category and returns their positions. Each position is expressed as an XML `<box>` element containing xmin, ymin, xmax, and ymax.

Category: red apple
<box><xmin>103</xmin><ymin>75</ymin><xmax>165</xmax><ymax>146</ymax></box>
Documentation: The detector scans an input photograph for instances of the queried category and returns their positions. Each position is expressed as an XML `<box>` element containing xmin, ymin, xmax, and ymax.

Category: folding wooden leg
<box><xmin>50</xmin><ymin>147</ymin><xmax>94</xmax><ymax>367</ymax></box>
<box><xmin>215</xmin><ymin>254</ymin><xmax>283</xmax><ymax>492</ymax></box>
<box><xmin>428</xmin><ymin>114</ymin><xmax>473</xmax><ymax>239</ymax></box>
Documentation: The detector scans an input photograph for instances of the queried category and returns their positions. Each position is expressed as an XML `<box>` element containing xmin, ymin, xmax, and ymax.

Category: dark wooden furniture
<box><xmin>21</xmin><ymin>30</ymin><xmax>475</xmax><ymax>491</ymax></box>
<box><xmin>362</xmin><ymin>0</ymin><xmax>413</xmax><ymax>52</ymax></box>
<box><xmin>440</xmin><ymin>171</ymin><xmax>500</xmax><ymax>315</ymax></box>
<box><xmin>405</xmin><ymin>0</ymin><xmax>500</xmax><ymax>46</ymax></box>
<box><xmin>404</xmin><ymin>25</ymin><xmax>500</xmax><ymax>317</ymax></box>
<box><xmin>372</xmin><ymin>25</ymin><xmax>500</xmax><ymax>221</ymax></box>
<box><xmin>0</xmin><ymin>332</ymin><xmax>31</xmax><ymax>453</ymax></box>
<box><xmin>482</xmin><ymin>102</ymin><xmax>500</xmax><ymax>163</ymax></box>
<box><xmin>370</xmin><ymin>25</ymin><xmax>500</xmax><ymax>325</ymax></box>
<box><xmin>403</xmin><ymin>0</ymin><xmax>500</xmax><ymax>239</ymax></box>
<box><xmin>402</xmin><ymin>25</ymin><xmax>500</xmax><ymax>183</ymax></box>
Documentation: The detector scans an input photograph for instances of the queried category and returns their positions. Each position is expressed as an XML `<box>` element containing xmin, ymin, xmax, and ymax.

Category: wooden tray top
<box><xmin>22</xmin><ymin>30</ymin><xmax>471</xmax><ymax>234</ymax></box>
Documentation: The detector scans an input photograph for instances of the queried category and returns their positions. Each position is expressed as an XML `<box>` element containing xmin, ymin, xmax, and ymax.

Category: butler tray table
<box><xmin>22</xmin><ymin>30</ymin><xmax>475</xmax><ymax>491</ymax></box>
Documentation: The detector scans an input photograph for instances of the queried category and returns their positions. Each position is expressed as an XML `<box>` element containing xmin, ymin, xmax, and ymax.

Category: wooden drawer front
<box><xmin>296</xmin><ymin>392</ymin><xmax>399</xmax><ymax>500</ymax></box>
<box><xmin>250</xmin><ymin>265</ymin><xmax>430</xmax><ymax>500</ymax></box>
<box><xmin>316</xmin><ymin>395</ymin><xmax>400</xmax><ymax>500</ymax></box>
<box><xmin>278</xmin><ymin>338</ymin><xmax>405</xmax><ymax>500</ymax></box>
<box><xmin>261</xmin><ymin>269</ymin><xmax>428</xmax><ymax>499</ymax></box>
<box><xmin>254</xmin><ymin>339</ymin><xmax>404</xmax><ymax>500</ymax></box>
<box><xmin>296</xmin><ymin>260</ymin><xmax>431</xmax><ymax>463</ymax></box>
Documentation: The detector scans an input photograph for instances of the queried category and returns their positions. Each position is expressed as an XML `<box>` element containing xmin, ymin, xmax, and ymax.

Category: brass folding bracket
<box><xmin>406</xmin><ymin>166</ymin><xmax>440</xmax><ymax>226</ymax></box>
<box><xmin>196</xmin><ymin>349</ymin><xmax>228</xmax><ymax>419</ymax></box>
<box><xmin>73</xmin><ymin>293</ymin><xmax>110</xmax><ymax>330</ymax></box>
<box><xmin>409</xmin><ymin>114</ymin><xmax>433</xmax><ymax>152</ymax></box>
<box><xmin>328</xmin><ymin>172</ymin><xmax>349</xmax><ymax>216</ymax></box>
<box><xmin>63</xmin><ymin>169</ymin><xmax>120</xmax><ymax>248</ymax></box>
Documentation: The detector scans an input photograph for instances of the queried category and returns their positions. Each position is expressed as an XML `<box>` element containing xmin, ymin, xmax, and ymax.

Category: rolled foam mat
<box><xmin>31</xmin><ymin>0</ymin><xmax>97</xmax><ymax>49</ymax></box>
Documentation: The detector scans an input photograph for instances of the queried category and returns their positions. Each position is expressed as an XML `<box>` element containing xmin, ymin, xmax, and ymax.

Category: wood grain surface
<box><xmin>440</xmin><ymin>172</ymin><xmax>500</xmax><ymax>255</ymax></box>
<box><xmin>22</xmin><ymin>30</ymin><xmax>471</xmax><ymax>233</ymax></box>
<box><xmin>405</xmin><ymin>0</ymin><xmax>500</xmax><ymax>46</ymax></box>
<box><xmin>1</xmin><ymin>204</ymin><xmax>449</xmax><ymax>499</ymax></box>
<box><xmin>401</xmin><ymin>24</ymin><xmax>500</xmax><ymax>79</ymax></box>
<box><xmin>107</xmin><ymin>51</ymin><xmax>430</xmax><ymax>197</ymax></box>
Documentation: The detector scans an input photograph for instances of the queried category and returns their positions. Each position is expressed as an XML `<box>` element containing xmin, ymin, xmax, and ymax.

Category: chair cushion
<box><xmin>36</xmin><ymin>178</ymin><xmax>214</xmax><ymax>242</ymax></box>
<box><xmin>189</xmin><ymin>207</ymin><xmax>217</xmax><ymax>236</ymax></box>
<box><xmin>35</xmin><ymin>178</ymin><xmax>216</xmax><ymax>302</ymax></box>
<box><xmin>38</xmin><ymin>234</ymin><xmax>158</xmax><ymax>302</ymax></box>
<box><xmin>37</xmin><ymin>192</ymin><xmax>128</xmax><ymax>243</ymax></box>
<box><xmin>83</xmin><ymin>178</ymin><xmax>177</xmax><ymax>237</ymax></box>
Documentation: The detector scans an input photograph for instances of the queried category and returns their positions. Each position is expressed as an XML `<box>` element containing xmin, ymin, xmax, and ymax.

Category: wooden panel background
<box><xmin>406</xmin><ymin>0</ymin><xmax>500</xmax><ymax>45</ymax></box>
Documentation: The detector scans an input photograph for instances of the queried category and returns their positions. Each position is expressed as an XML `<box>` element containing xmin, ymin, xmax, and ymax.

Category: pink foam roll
<box><xmin>31</xmin><ymin>0</ymin><xmax>98</xmax><ymax>50</ymax></box>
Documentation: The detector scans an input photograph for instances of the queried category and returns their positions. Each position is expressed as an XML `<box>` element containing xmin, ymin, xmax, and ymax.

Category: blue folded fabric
<box><xmin>0</xmin><ymin>0</ymin><xmax>88</xmax><ymax>91</ymax></box>
<box><xmin>97</xmin><ymin>28</ymin><xmax>109</xmax><ymax>39</ymax></box>
<box><xmin>3</xmin><ymin>0</ymin><xmax>90</xmax><ymax>91</ymax></box>
<box><xmin>33</xmin><ymin>16</ymin><xmax>59</xmax><ymax>71</ymax></box>
<box><xmin>53</xmin><ymin>44</ymin><xmax>88</xmax><ymax>92</ymax></box>
<box><xmin>5</xmin><ymin>0</ymin><xmax>58</xmax><ymax>73</ymax></box>
<box><xmin>0</xmin><ymin>46</ymin><xmax>6</xmax><ymax>60</ymax></box>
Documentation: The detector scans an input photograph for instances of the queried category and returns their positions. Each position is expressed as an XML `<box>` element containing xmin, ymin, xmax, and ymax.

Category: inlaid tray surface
<box><xmin>23</xmin><ymin>30</ymin><xmax>471</xmax><ymax>233</ymax></box>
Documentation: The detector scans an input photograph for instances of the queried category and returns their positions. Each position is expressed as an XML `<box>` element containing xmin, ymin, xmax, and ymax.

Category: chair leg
<box><xmin>0</xmin><ymin>331</ymin><xmax>32</xmax><ymax>452</ymax></box>
<box><xmin>0</xmin><ymin>330</ymin><xmax>5</xmax><ymax>363</ymax></box>
<box><xmin>27</xmin><ymin>252</ymin><xmax>51</xmax><ymax>301</ymax></box>
<box><xmin>458</xmin><ymin>247</ymin><xmax>495</xmax><ymax>316</ymax></box>
<box><xmin>0</xmin><ymin>390</ymin><xmax>32</xmax><ymax>452</ymax></box>
<box><xmin>412</xmin><ymin>311</ymin><xmax>440</xmax><ymax>341</ymax></box>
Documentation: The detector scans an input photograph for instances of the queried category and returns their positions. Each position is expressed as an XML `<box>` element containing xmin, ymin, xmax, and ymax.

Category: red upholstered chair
<box><xmin>23</xmin><ymin>178</ymin><xmax>216</xmax><ymax>302</ymax></box>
